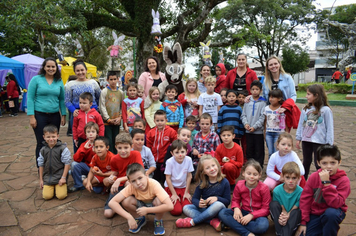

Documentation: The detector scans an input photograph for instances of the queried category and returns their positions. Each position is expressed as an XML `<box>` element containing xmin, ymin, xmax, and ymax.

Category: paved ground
<box><xmin>0</xmin><ymin>104</ymin><xmax>355</xmax><ymax>236</ymax></box>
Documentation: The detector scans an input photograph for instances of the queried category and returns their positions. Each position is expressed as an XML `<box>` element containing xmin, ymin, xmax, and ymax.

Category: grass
<box><xmin>297</xmin><ymin>91</ymin><xmax>353</xmax><ymax>101</ymax></box>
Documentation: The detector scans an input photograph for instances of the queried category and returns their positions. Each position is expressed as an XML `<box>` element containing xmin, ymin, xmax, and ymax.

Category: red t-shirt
<box><xmin>215</xmin><ymin>142</ymin><xmax>243</xmax><ymax>168</ymax></box>
<box><xmin>111</xmin><ymin>150</ymin><xmax>144</xmax><ymax>186</ymax></box>
<box><xmin>332</xmin><ymin>71</ymin><xmax>343</xmax><ymax>80</ymax></box>
<box><xmin>89</xmin><ymin>151</ymin><xmax>114</xmax><ymax>173</ymax></box>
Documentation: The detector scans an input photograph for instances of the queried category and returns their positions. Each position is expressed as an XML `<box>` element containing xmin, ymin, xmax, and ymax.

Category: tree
<box><xmin>214</xmin><ymin>0</ymin><xmax>317</xmax><ymax>71</ymax></box>
<box><xmin>282</xmin><ymin>44</ymin><xmax>310</xmax><ymax>76</ymax></box>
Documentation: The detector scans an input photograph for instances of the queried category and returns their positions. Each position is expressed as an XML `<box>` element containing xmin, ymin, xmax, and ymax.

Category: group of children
<box><xmin>37</xmin><ymin>71</ymin><xmax>350</xmax><ymax>236</ymax></box>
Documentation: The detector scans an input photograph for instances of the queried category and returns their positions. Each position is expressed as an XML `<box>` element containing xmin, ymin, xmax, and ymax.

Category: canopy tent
<box><xmin>0</xmin><ymin>55</ymin><xmax>25</xmax><ymax>89</ymax></box>
<box><xmin>58</xmin><ymin>57</ymin><xmax>97</xmax><ymax>84</ymax></box>
<box><xmin>12</xmin><ymin>54</ymin><xmax>45</xmax><ymax>89</ymax></box>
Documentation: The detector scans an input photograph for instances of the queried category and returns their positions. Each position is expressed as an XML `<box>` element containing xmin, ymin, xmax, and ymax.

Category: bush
<box><xmin>297</xmin><ymin>82</ymin><xmax>352</xmax><ymax>94</ymax></box>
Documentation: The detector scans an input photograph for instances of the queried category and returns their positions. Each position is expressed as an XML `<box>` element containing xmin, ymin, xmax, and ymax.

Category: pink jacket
<box><xmin>138</xmin><ymin>71</ymin><xmax>166</xmax><ymax>100</ymax></box>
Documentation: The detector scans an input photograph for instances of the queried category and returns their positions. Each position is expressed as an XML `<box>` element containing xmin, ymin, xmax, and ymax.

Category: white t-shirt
<box><xmin>264</xmin><ymin>105</ymin><xmax>285</xmax><ymax>133</ymax></box>
<box><xmin>197</xmin><ymin>92</ymin><xmax>223</xmax><ymax>123</ymax></box>
<box><xmin>139</xmin><ymin>146</ymin><xmax>156</xmax><ymax>171</ymax></box>
<box><xmin>164</xmin><ymin>156</ymin><xmax>194</xmax><ymax>189</ymax></box>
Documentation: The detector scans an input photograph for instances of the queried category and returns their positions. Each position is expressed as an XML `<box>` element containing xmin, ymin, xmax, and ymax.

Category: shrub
<box><xmin>297</xmin><ymin>82</ymin><xmax>352</xmax><ymax>94</ymax></box>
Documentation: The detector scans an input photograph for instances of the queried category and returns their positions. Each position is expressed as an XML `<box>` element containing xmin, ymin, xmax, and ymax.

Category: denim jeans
<box><xmin>303</xmin><ymin>208</ymin><xmax>345</xmax><ymax>236</ymax></box>
<box><xmin>72</xmin><ymin>162</ymin><xmax>90</xmax><ymax>189</ymax></box>
<box><xmin>265</xmin><ymin>132</ymin><xmax>280</xmax><ymax>157</ymax></box>
<box><xmin>183</xmin><ymin>201</ymin><xmax>226</xmax><ymax>225</ymax></box>
<box><xmin>218</xmin><ymin>208</ymin><xmax>269</xmax><ymax>236</ymax></box>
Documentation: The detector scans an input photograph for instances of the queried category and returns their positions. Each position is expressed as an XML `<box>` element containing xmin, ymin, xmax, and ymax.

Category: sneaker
<box><xmin>210</xmin><ymin>218</ymin><xmax>222</xmax><ymax>232</ymax></box>
<box><xmin>129</xmin><ymin>216</ymin><xmax>146</xmax><ymax>233</ymax></box>
<box><xmin>13</xmin><ymin>114</ymin><xmax>18</xmax><ymax>117</ymax></box>
<box><xmin>175</xmin><ymin>217</ymin><xmax>192</xmax><ymax>228</ymax></box>
<box><xmin>154</xmin><ymin>219</ymin><xmax>165</xmax><ymax>235</ymax></box>
<box><xmin>81</xmin><ymin>175</ymin><xmax>86</xmax><ymax>181</ymax></box>
<box><xmin>68</xmin><ymin>186</ymin><xmax>84</xmax><ymax>193</ymax></box>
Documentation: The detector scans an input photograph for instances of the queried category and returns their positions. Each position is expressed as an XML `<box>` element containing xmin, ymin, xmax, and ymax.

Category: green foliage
<box><xmin>282</xmin><ymin>44</ymin><xmax>310</xmax><ymax>75</ymax></box>
<box><xmin>298</xmin><ymin>82</ymin><xmax>352</xmax><ymax>94</ymax></box>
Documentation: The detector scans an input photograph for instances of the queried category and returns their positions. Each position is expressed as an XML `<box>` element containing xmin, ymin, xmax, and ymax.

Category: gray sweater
<box><xmin>241</xmin><ymin>96</ymin><xmax>267</xmax><ymax>134</ymax></box>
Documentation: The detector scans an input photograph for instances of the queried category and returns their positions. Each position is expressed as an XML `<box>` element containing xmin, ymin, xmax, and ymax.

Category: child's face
<box><xmin>165</xmin><ymin>89</ymin><xmax>177</xmax><ymax>101</ymax></box>
<box><xmin>283</xmin><ymin>173</ymin><xmax>299</xmax><ymax>192</ymax></box>
<box><xmin>79</xmin><ymin>98</ymin><xmax>92</xmax><ymax>112</ymax></box>
<box><xmin>116</xmin><ymin>143</ymin><xmax>132</xmax><ymax>158</ymax></box>
<box><xmin>132</xmin><ymin>133</ymin><xmax>145</xmax><ymax>150</ymax></box>
<box><xmin>200</xmin><ymin>118</ymin><xmax>212</xmax><ymax>134</ymax></box>
<box><xmin>215</xmin><ymin>66</ymin><xmax>221</xmax><ymax>76</ymax></box>
<box><xmin>127</xmin><ymin>87</ymin><xmax>138</xmax><ymax>98</ymax></box>
<box><xmin>186</xmin><ymin>120</ymin><xmax>196</xmax><ymax>131</ymax></box>
<box><xmin>220</xmin><ymin>131</ymin><xmax>235</xmax><ymax>145</ymax></box>
<box><xmin>86</xmin><ymin>127</ymin><xmax>98</xmax><ymax>141</ymax></box>
<box><xmin>187</xmin><ymin>82</ymin><xmax>197</xmax><ymax>94</ymax></box>
<box><xmin>133</xmin><ymin>122</ymin><xmax>145</xmax><ymax>130</ymax></box>
<box><xmin>226</xmin><ymin>92</ymin><xmax>237</xmax><ymax>105</ymax></box>
<box><xmin>250</xmin><ymin>86</ymin><xmax>261</xmax><ymax>98</ymax></box>
<box><xmin>151</xmin><ymin>90</ymin><xmax>160</xmax><ymax>101</ymax></box>
<box><xmin>203</xmin><ymin>159</ymin><xmax>219</xmax><ymax>179</ymax></box>
<box><xmin>306</xmin><ymin>90</ymin><xmax>316</xmax><ymax>104</ymax></box>
<box><xmin>277</xmin><ymin>137</ymin><xmax>292</xmax><ymax>156</ymax></box>
<box><xmin>237</xmin><ymin>94</ymin><xmax>246</xmax><ymax>105</ymax></box>
<box><xmin>107</xmin><ymin>75</ymin><xmax>118</xmax><ymax>88</ymax></box>
<box><xmin>171</xmin><ymin>147</ymin><xmax>187</xmax><ymax>164</ymax></box>
<box><xmin>242</xmin><ymin>165</ymin><xmax>261</xmax><ymax>187</ymax></box>
<box><xmin>94</xmin><ymin>140</ymin><xmax>108</xmax><ymax>158</ymax></box>
<box><xmin>205</xmin><ymin>82</ymin><xmax>215</xmax><ymax>94</ymax></box>
<box><xmin>43</xmin><ymin>132</ymin><xmax>59</xmax><ymax>147</ymax></box>
<box><xmin>128</xmin><ymin>171</ymin><xmax>148</xmax><ymax>191</ymax></box>
<box><xmin>137</xmin><ymin>89</ymin><xmax>144</xmax><ymax>98</ymax></box>
<box><xmin>317</xmin><ymin>156</ymin><xmax>340</xmax><ymax>176</ymax></box>
<box><xmin>269</xmin><ymin>96</ymin><xmax>281</xmax><ymax>106</ymax></box>
<box><xmin>220</xmin><ymin>90</ymin><xmax>227</xmax><ymax>103</ymax></box>
<box><xmin>178</xmin><ymin>129</ymin><xmax>191</xmax><ymax>145</ymax></box>
<box><xmin>154</xmin><ymin>115</ymin><xmax>167</xmax><ymax>130</ymax></box>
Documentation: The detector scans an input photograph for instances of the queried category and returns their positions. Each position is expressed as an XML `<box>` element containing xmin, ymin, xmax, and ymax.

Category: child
<box><xmin>214</xmin><ymin>63</ymin><xmax>227</xmax><ymax>93</ymax></box>
<box><xmin>197</xmin><ymin>65</ymin><xmax>211</xmax><ymax>93</ymax></box>
<box><xmin>241</xmin><ymin>80</ymin><xmax>266</xmax><ymax>168</ymax></box>
<box><xmin>163</xmin><ymin>127</ymin><xmax>192</xmax><ymax>167</ymax></box>
<box><xmin>264</xmin><ymin>89</ymin><xmax>287</xmax><ymax>157</ymax></box>
<box><xmin>38</xmin><ymin>125</ymin><xmax>71</xmax><ymax>200</ymax></box>
<box><xmin>164</xmin><ymin>140</ymin><xmax>194</xmax><ymax>215</ymax></box>
<box><xmin>137</xmin><ymin>84</ymin><xmax>144</xmax><ymax>98</ymax></box>
<box><xmin>146</xmin><ymin>110</ymin><xmax>177</xmax><ymax>184</ymax></box>
<box><xmin>218</xmin><ymin>159</ymin><xmax>271</xmax><ymax>236</ymax></box>
<box><xmin>104</xmin><ymin>133</ymin><xmax>144</xmax><ymax>218</ymax></box>
<box><xmin>133</xmin><ymin>118</ymin><xmax>146</xmax><ymax>131</ymax></box>
<box><xmin>215</xmin><ymin>125</ymin><xmax>243</xmax><ymax>190</ymax></box>
<box><xmin>220</xmin><ymin>88</ymin><xmax>228</xmax><ymax>105</ymax></box>
<box><xmin>108</xmin><ymin>163</ymin><xmax>173</xmax><ymax>235</ymax></box>
<box><xmin>178</xmin><ymin>78</ymin><xmax>200</xmax><ymax>119</ymax></box>
<box><xmin>185</xmin><ymin>115</ymin><xmax>198</xmax><ymax>147</ymax></box>
<box><xmin>160</xmin><ymin>84</ymin><xmax>184</xmax><ymax>131</ymax></box>
<box><xmin>296</xmin><ymin>84</ymin><xmax>334</xmax><ymax>180</ymax></box>
<box><xmin>192</xmin><ymin>113</ymin><xmax>220</xmax><ymax>157</ymax></box>
<box><xmin>83</xmin><ymin>136</ymin><xmax>115</xmax><ymax>193</ymax></box>
<box><xmin>237</xmin><ymin>90</ymin><xmax>248</xmax><ymax>109</ymax></box>
<box><xmin>99</xmin><ymin>71</ymin><xmax>123</xmax><ymax>154</ymax></box>
<box><xmin>217</xmin><ymin>90</ymin><xmax>244</xmax><ymax>144</ymax></box>
<box><xmin>131</xmin><ymin>128</ymin><xmax>156</xmax><ymax>177</ymax></box>
<box><xmin>270</xmin><ymin>162</ymin><xmax>303</xmax><ymax>236</ymax></box>
<box><xmin>144</xmin><ymin>86</ymin><xmax>161</xmax><ymax>133</ymax></box>
<box><xmin>264</xmin><ymin>133</ymin><xmax>305</xmax><ymax>191</ymax></box>
<box><xmin>198</xmin><ymin>76</ymin><xmax>223</xmax><ymax>131</ymax></box>
<box><xmin>176</xmin><ymin>155</ymin><xmax>230</xmax><ymax>231</ymax></box>
<box><xmin>69</xmin><ymin>122</ymin><xmax>98</xmax><ymax>193</ymax></box>
<box><xmin>295</xmin><ymin>145</ymin><xmax>350</xmax><ymax>236</ymax></box>
<box><xmin>122</xmin><ymin>83</ymin><xmax>145</xmax><ymax>133</ymax></box>
<box><xmin>73</xmin><ymin>92</ymin><xmax>105</xmax><ymax>149</ymax></box>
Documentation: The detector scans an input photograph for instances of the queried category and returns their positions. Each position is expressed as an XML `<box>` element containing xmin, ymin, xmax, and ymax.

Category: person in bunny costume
<box><xmin>107</xmin><ymin>31</ymin><xmax>125</xmax><ymax>58</ymax></box>
<box><xmin>151</xmin><ymin>9</ymin><xmax>162</xmax><ymax>35</ymax></box>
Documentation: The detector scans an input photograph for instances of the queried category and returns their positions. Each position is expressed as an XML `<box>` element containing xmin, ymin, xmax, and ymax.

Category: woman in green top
<box><xmin>27</xmin><ymin>57</ymin><xmax>66</xmax><ymax>167</ymax></box>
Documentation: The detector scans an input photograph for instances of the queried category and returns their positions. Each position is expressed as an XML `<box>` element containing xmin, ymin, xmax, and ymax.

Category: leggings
<box><xmin>302</xmin><ymin>141</ymin><xmax>321</xmax><ymax>180</ymax></box>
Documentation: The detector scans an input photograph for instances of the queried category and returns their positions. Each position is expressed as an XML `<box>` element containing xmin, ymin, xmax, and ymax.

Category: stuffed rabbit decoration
<box><xmin>54</xmin><ymin>45</ymin><xmax>68</xmax><ymax>66</ymax></box>
<box><xmin>219</xmin><ymin>51</ymin><xmax>225</xmax><ymax>63</ymax></box>
<box><xmin>151</xmin><ymin>9</ymin><xmax>162</xmax><ymax>35</ymax></box>
<box><xmin>74</xmin><ymin>39</ymin><xmax>84</xmax><ymax>57</ymax></box>
<box><xmin>200</xmin><ymin>40</ymin><xmax>212</xmax><ymax>67</ymax></box>
<box><xmin>107</xmin><ymin>31</ymin><xmax>125</xmax><ymax>57</ymax></box>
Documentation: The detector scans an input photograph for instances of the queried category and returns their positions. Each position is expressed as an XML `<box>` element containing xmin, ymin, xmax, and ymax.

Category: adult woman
<box><xmin>27</xmin><ymin>58</ymin><xmax>66</xmax><ymax>166</ymax></box>
<box><xmin>65</xmin><ymin>59</ymin><xmax>101</xmax><ymax>152</ymax></box>
<box><xmin>262</xmin><ymin>55</ymin><xmax>296</xmax><ymax>102</ymax></box>
<box><xmin>226</xmin><ymin>53</ymin><xmax>258</xmax><ymax>94</ymax></box>
<box><xmin>7</xmin><ymin>74</ymin><xmax>21</xmax><ymax>117</ymax></box>
<box><xmin>138</xmin><ymin>56</ymin><xmax>166</xmax><ymax>99</ymax></box>
<box><xmin>197</xmin><ymin>65</ymin><xmax>211</xmax><ymax>93</ymax></box>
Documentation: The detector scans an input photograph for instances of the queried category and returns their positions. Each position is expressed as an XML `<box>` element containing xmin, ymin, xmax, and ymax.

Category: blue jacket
<box><xmin>263</xmin><ymin>73</ymin><xmax>297</xmax><ymax>102</ymax></box>
<box><xmin>160</xmin><ymin>100</ymin><xmax>184</xmax><ymax>128</ymax></box>
<box><xmin>217</xmin><ymin>104</ymin><xmax>244</xmax><ymax>138</ymax></box>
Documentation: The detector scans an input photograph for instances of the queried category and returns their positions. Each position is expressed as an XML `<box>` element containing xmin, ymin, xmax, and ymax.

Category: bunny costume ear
<box><xmin>172</xmin><ymin>43</ymin><xmax>183</xmax><ymax>64</ymax></box>
<box><xmin>200</xmin><ymin>42</ymin><xmax>205</xmax><ymax>47</ymax></box>
<box><xmin>206</xmin><ymin>40</ymin><xmax>211</xmax><ymax>47</ymax></box>
<box><xmin>112</xmin><ymin>31</ymin><xmax>117</xmax><ymax>40</ymax></box>
<box><xmin>163</xmin><ymin>44</ymin><xmax>173</xmax><ymax>65</ymax></box>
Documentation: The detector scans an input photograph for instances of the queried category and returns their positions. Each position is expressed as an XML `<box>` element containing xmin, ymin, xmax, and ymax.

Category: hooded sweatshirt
<box><xmin>300</xmin><ymin>169</ymin><xmax>350</xmax><ymax>225</ymax></box>
<box><xmin>215</xmin><ymin>63</ymin><xmax>227</xmax><ymax>93</ymax></box>
<box><xmin>241</xmin><ymin>96</ymin><xmax>267</xmax><ymax>134</ymax></box>
<box><xmin>73</xmin><ymin>108</ymin><xmax>105</xmax><ymax>140</ymax></box>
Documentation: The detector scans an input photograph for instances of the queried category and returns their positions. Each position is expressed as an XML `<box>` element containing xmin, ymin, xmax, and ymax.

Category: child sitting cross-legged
<box><xmin>108</xmin><ymin>163</ymin><xmax>173</xmax><ymax>235</ymax></box>
<box><xmin>164</xmin><ymin>140</ymin><xmax>194</xmax><ymax>216</ymax></box>
<box><xmin>270</xmin><ymin>162</ymin><xmax>303</xmax><ymax>236</ymax></box>
<box><xmin>176</xmin><ymin>155</ymin><xmax>230</xmax><ymax>231</ymax></box>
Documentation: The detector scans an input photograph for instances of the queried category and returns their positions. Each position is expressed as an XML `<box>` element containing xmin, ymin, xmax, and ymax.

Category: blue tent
<box><xmin>0</xmin><ymin>55</ymin><xmax>25</xmax><ymax>89</ymax></box>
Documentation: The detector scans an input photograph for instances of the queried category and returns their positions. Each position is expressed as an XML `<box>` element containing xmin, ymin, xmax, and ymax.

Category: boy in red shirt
<box><xmin>104</xmin><ymin>133</ymin><xmax>144</xmax><ymax>218</ymax></box>
<box><xmin>215</xmin><ymin>125</ymin><xmax>243</xmax><ymax>190</ymax></box>
<box><xmin>146</xmin><ymin>110</ymin><xmax>177</xmax><ymax>185</ymax></box>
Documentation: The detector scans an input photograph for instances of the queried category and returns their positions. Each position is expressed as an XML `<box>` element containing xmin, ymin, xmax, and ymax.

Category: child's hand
<box><xmin>108</xmin><ymin>175</ymin><xmax>117</xmax><ymax>184</ymax></box>
<box><xmin>74</xmin><ymin>140</ymin><xmax>79</xmax><ymax>147</ymax></box>
<box><xmin>85</xmin><ymin>181</ymin><xmax>93</xmax><ymax>192</ymax></box>
<box><xmin>206</xmin><ymin>196</ymin><xmax>218</xmax><ymax>205</ymax></box>
<box><xmin>319</xmin><ymin>169</ymin><xmax>330</xmax><ymax>182</ymax></box>
<box><xmin>249</xmin><ymin>127</ymin><xmax>255</xmax><ymax>132</ymax></box>
<box><xmin>222</xmin><ymin>157</ymin><xmax>230</xmax><ymax>163</ymax></box>
<box><xmin>39</xmin><ymin>180</ymin><xmax>43</xmax><ymax>189</ymax></box>
<box><xmin>296</xmin><ymin>140</ymin><xmax>301</xmax><ymax>149</ymax></box>
<box><xmin>128</xmin><ymin>216</ymin><xmax>138</xmax><ymax>230</ymax></box>
<box><xmin>278</xmin><ymin>108</ymin><xmax>286</xmax><ymax>113</ymax></box>
<box><xmin>233</xmin><ymin>208</ymin><xmax>243</xmax><ymax>222</ymax></box>
<box><xmin>111</xmin><ymin>180</ymin><xmax>121</xmax><ymax>194</ymax></box>
<box><xmin>73</xmin><ymin>109</ymin><xmax>79</xmax><ymax>117</ymax></box>
<box><xmin>240</xmin><ymin>213</ymin><xmax>253</xmax><ymax>225</ymax></box>
<box><xmin>199</xmin><ymin>198</ymin><xmax>207</xmax><ymax>208</ymax></box>
<box><xmin>58</xmin><ymin>177</ymin><xmax>66</xmax><ymax>186</ymax></box>
<box><xmin>92</xmin><ymin>166</ymin><xmax>103</xmax><ymax>176</ymax></box>
<box><xmin>171</xmin><ymin>193</ymin><xmax>180</xmax><ymax>205</ymax></box>
<box><xmin>183</xmin><ymin>192</ymin><xmax>192</xmax><ymax>203</ymax></box>
<box><xmin>295</xmin><ymin>225</ymin><xmax>306</xmax><ymax>236</ymax></box>
<box><xmin>244</xmin><ymin>124</ymin><xmax>250</xmax><ymax>130</ymax></box>
<box><xmin>84</xmin><ymin>140</ymin><xmax>93</xmax><ymax>149</ymax></box>
<box><xmin>136</xmin><ymin>207</ymin><xmax>148</xmax><ymax>216</ymax></box>
<box><xmin>114</xmin><ymin>117</ymin><xmax>121</xmax><ymax>125</ymax></box>
<box><xmin>124</xmin><ymin>127</ymin><xmax>129</xmax><ymax>133</ymax></box>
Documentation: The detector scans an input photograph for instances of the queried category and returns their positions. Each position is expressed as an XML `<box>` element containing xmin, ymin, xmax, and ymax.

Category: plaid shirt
<box><xmin>192</xmin><ymin>131</ymin><xmax>221</xmax><ymax>155</ymax></box>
